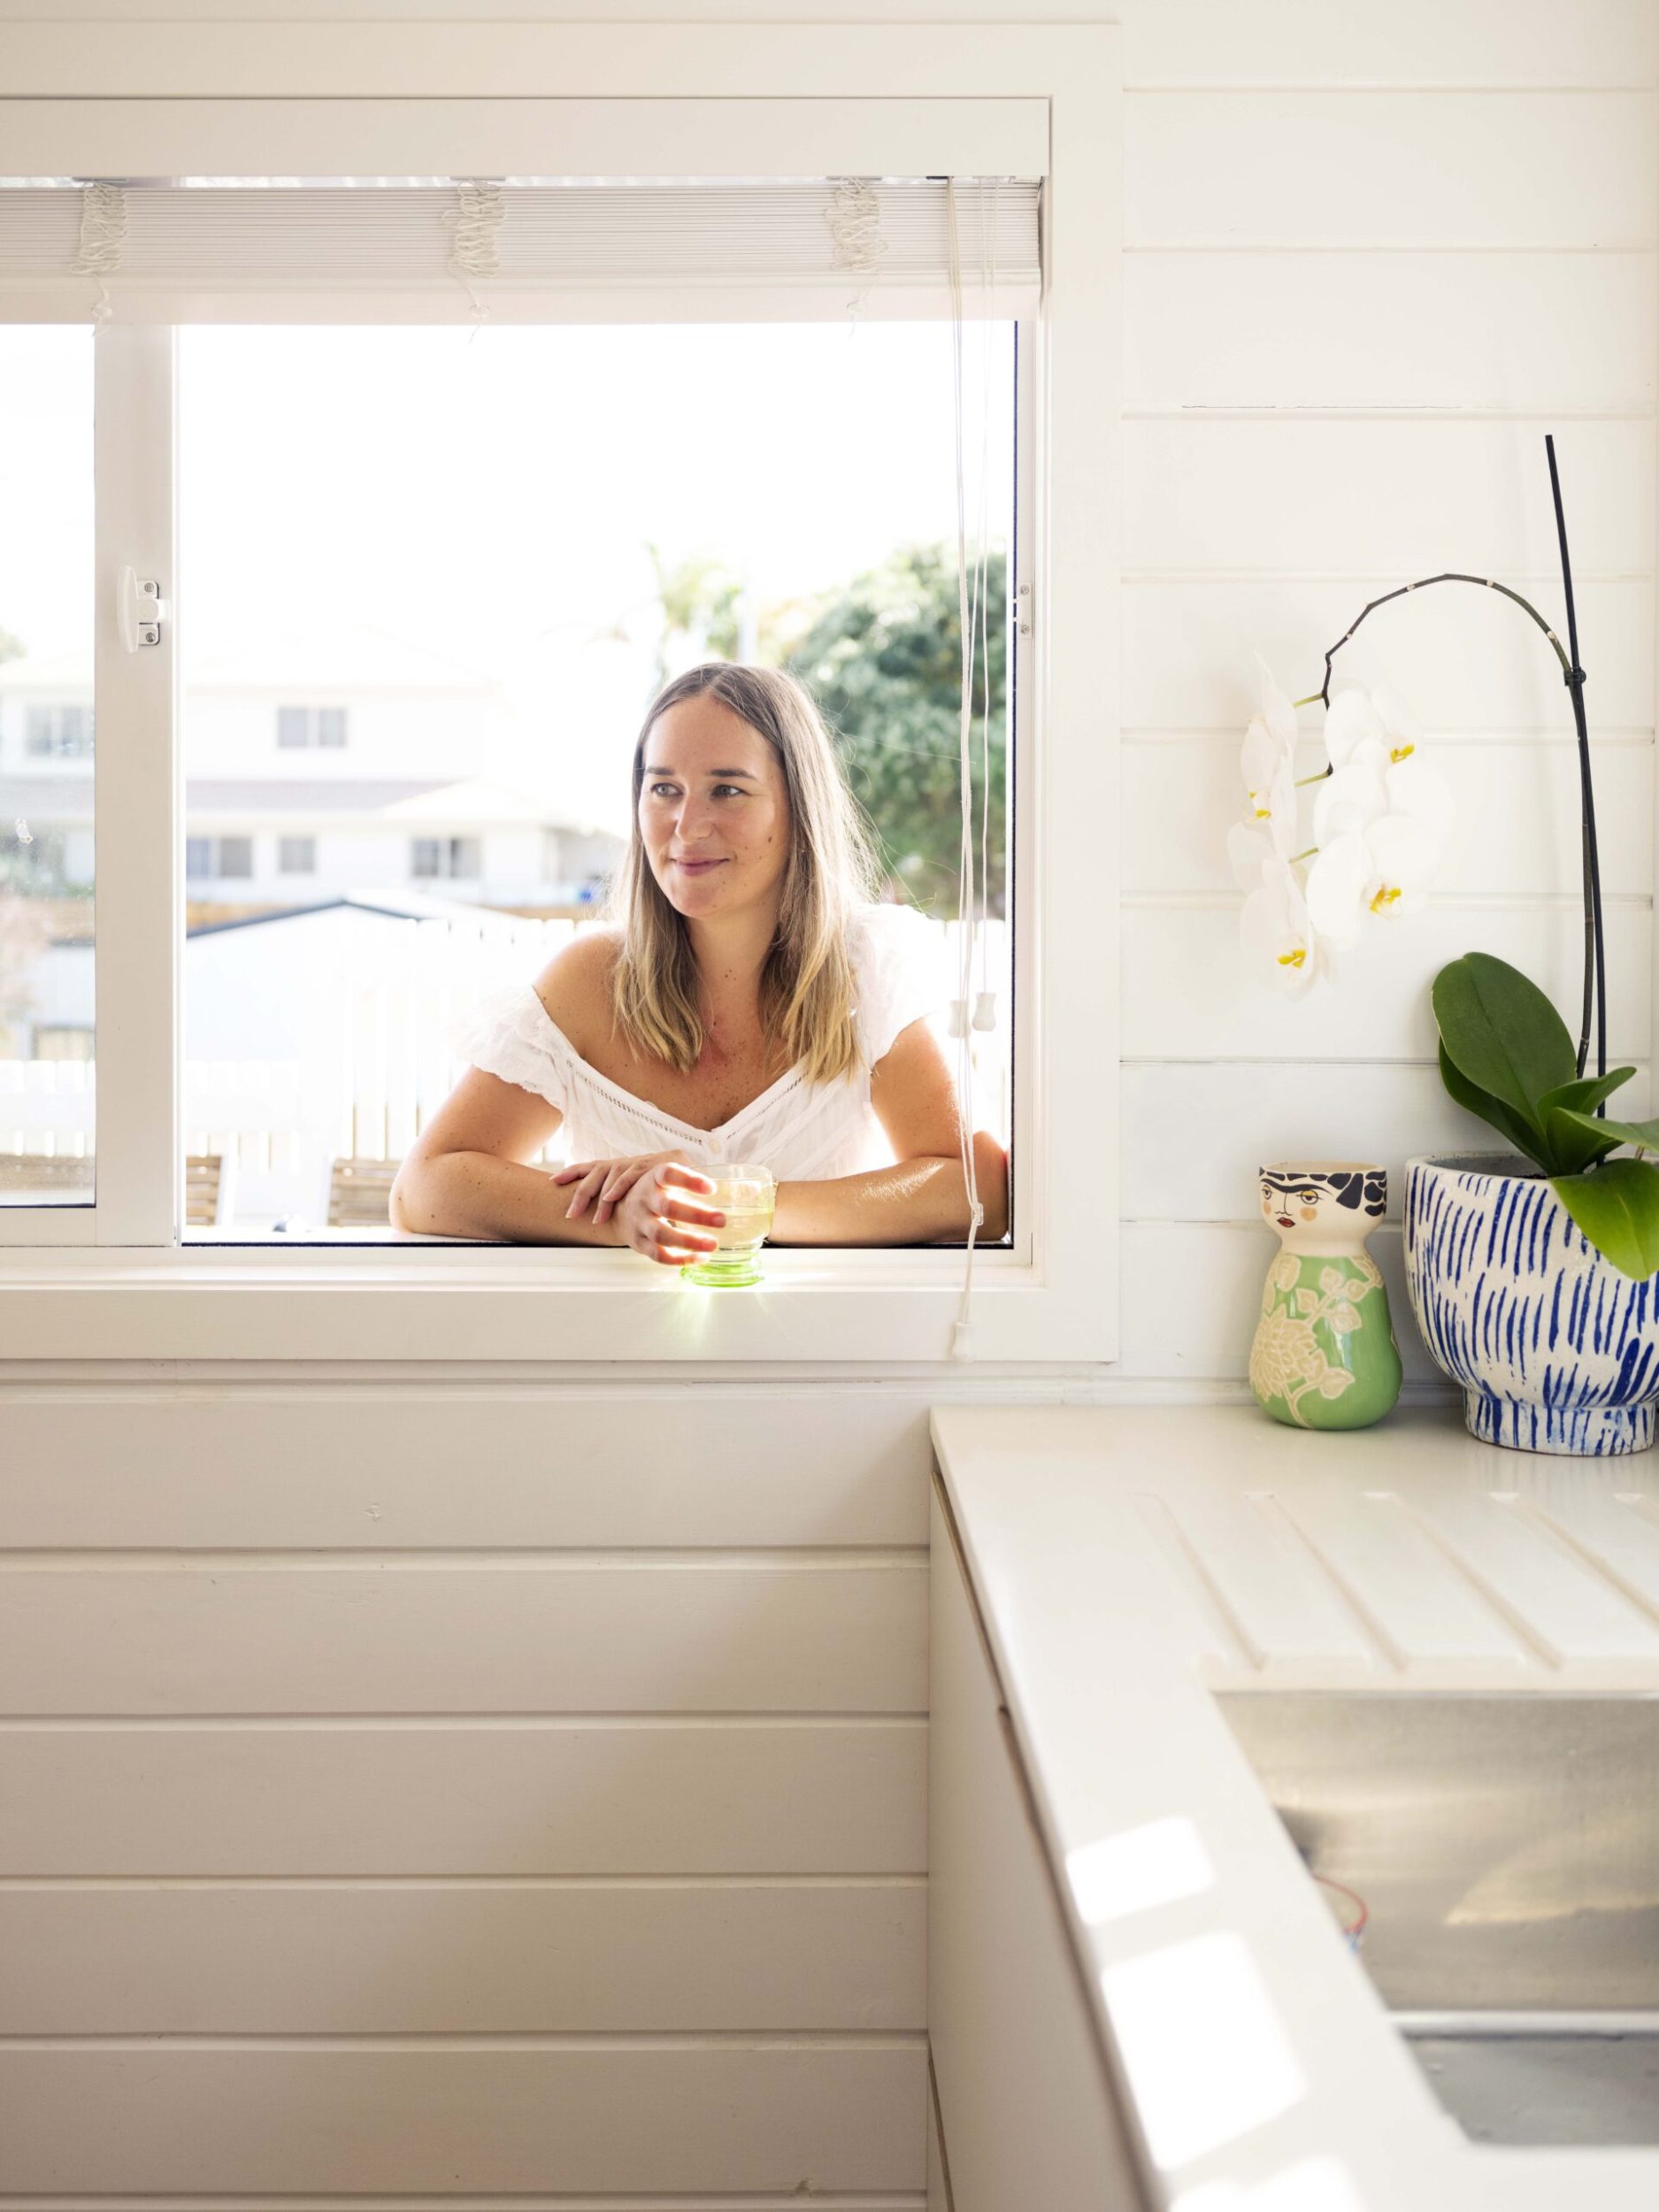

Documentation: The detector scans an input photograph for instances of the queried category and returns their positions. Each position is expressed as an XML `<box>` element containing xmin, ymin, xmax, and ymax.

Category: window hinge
<box><xmin>118</xmin><ymin>567</ymin><xmax>168</xmax><ymax>652</ymax></box>
<box><xmin>1016</xmin><ymin>580</ymin><xmax>1032</xmax><ymax>637</ymax></box>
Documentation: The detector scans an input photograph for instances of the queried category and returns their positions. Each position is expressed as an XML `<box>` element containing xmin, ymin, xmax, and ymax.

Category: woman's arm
<box><xmin>768</xmin><ymin>1018</ymin><xmax>1009</xmax><ymax>1247</ymax></box>
<box><xmin>389</xmin><ymin>1065</ymin><xmax>620</xmax><ymax>1244</ymax></box>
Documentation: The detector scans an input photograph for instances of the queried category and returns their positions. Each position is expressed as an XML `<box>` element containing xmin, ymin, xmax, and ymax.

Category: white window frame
<box><xmin>0</xmin><ymin>20</ymin><xmax>1121</xmax><ymax>1368</ymax></box>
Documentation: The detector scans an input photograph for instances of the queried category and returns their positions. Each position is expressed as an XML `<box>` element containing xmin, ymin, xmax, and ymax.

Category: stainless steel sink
<box><xmin>1215</xmin><ymin>1693</ymin><xmax>1659</xmax><ymax>2147</ymax></box>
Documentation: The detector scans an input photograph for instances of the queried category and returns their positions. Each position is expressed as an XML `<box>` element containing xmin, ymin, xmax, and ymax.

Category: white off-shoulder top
<box><xmin>448</xmin><ymin>902</ymin><xmax>947</xmax><ymax>1180</ymax></box>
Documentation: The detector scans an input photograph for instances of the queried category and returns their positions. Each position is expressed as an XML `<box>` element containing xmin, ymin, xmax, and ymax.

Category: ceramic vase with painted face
<box><xmin>1249</xmin><ymin>1161</ymin><xmax>1402</xmax><ymax>1431</ymax></box>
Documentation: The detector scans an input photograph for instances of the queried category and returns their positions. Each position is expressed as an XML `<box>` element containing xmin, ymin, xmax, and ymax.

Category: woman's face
<box><xmin>638</xmin><ymin>694</ymin><xmax>793</xmax><ymax>926</ymax></box>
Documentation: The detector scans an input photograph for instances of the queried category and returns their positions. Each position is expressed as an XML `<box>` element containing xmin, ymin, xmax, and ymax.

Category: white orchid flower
<box><xmin>1239</xmin><ymin>653</ymin><xmax>1301</xmax><ymax>855</ymax></box>
<box><xmin>1322</xmin><ymin>682</ymin><xmax>1455</xmax><ymax>853</ymax></box>
<box><xmin>1325</xmin><ymin>684</ymin><xmax>1419</xmax><ymax>773</ymax></box>
<box><xmin>1240</xmin><ymin>855</ymin><xmax>1322</xmax><ymax>996</ymax></box>
<box><xmin>1305</xmin><ymin>775</ymin><xmax>1440</xmax><ymax>948</ymax></box>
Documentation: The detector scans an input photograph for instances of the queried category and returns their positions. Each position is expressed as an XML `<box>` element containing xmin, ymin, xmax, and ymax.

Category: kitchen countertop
<box><xmin>928</xmin><ymin>1402</ymin><xmax>1659</xmax><ymax>2212</ymax></box>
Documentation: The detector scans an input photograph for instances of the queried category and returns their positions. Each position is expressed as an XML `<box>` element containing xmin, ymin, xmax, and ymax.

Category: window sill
<box><xmin>0</xmin><ymin>1235</ymin><xmax>1100</xmax><ymax>1365</ymax></box>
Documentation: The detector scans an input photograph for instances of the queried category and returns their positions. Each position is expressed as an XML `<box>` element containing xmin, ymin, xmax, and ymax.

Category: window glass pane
<box><xmin>180</xmin><ymin>323</ymin><xmax>1012</xmax><ymax>1241</ymax></box>
<box><xmin>0</xmin><ymin>326</ymin><xmax>95</xmax><ymax>1206</ymax></box>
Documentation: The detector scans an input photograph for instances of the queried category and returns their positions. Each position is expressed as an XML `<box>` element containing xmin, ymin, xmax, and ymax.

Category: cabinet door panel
<box><xmin>928</xmin><ymin>1486</ymin><xmax>1144</xmax><ymax>2209</ymax></box>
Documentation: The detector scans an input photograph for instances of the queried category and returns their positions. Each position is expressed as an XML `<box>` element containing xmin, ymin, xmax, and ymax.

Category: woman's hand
<box><xmin>552</xmin><ymin>1151</ymin><xmax>726</xmax><ymax>1268</ymax></box>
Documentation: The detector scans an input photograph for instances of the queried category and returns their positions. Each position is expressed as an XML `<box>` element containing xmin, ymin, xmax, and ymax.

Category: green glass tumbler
<box><xmin>680</xmin><ymin>1162</ymin><xmax>777</xmax><ymax>1288</ymax></box>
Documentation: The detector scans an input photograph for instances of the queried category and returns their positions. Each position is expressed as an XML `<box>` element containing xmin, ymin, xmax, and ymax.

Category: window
<box><xmin>277</xmin><ymin>705</ymin><xmax>347</xmax><ymax>749</ymax></box>
<box><xmin>25</xmin><ymin>703</ymin><xmax>93</xmax><ymax>758</ymax></box>
<box><xmin>0</xmin><ymin>23</ymin><xmax>1118</xmax><ymax>1368</ymax></box>
<box><xmin>33</xmin><ymin>1025</ymin><xmax>94</xmax><ymax>1062</ymax></box>
<box><xmin>186</xmin><ymin>835</ymin><xmax>254</xmax><ymax>881</ymax></box>
<box><xmin>278</xmin><ymin>835</ymin><xmax>317</xmax><ymax>875</ymax></box>
<box><xmin>411</xmin><ymin>835</ymin><xmax>482</xmax><ymax>881</ymax></box>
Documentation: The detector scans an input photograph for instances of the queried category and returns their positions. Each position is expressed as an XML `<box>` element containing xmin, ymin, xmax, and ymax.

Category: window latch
<box><xmin>118</xmin><ymin>566</ymin><xmax>168</xmax><ymax>652</ymax></box>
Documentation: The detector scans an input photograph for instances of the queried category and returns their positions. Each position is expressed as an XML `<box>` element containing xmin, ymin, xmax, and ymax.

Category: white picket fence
<box><xmin>0</xmin><ymin>913</ymin><xmax>1010</xmax><ymax>1225</ymax></box>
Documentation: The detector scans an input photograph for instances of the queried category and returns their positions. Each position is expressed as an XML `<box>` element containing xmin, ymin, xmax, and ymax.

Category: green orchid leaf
<box><xmin>1551</xmin><ymin>1158</ymin><xmax>1659</xmax><ymax>1281</ymax></box>
<box><xmin>1555</xmin><ymin>1110</ymin><xmax>1659</xmax><ymax>1156</ymax></box>
<box><xmin>1432</xmin><ymin>953</ymin><xmax>1577</xmax><ymax>1137</ymax></box>
<box><xmin>1437</xmin><ymin>1041</ymin><xmax>1551</xmax><ymax>1170</ymax></box>
<box><xmin>1537</xmin><ymin>1067</ymin><xmax>1638</xmax><ymax>1118</ymax></box>
<box><xmin>1543</xmin><ymin>1105</ymin><xmax>1622</xmax><ymax>1177</ymax></box>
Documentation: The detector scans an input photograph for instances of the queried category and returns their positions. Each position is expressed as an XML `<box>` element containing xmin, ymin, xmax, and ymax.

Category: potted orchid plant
<box><xmin>1235</xmin><ymin>435</ymin><xmax>1659</xmax><ymax>1455</ymax></box>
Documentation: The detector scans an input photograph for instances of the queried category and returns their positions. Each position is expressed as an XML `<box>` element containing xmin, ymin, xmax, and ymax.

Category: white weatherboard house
<box><xmin>0</xmin><ymin>624</ymin><xmax>623</xmax><ymax>927</ymax></box>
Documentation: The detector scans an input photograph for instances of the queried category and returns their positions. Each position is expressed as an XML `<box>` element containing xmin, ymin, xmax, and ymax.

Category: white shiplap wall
<box><xmin>0</xmin><ymin>5</ymin><xmax>1655</xmax><ymax>2208</ymax></box>
<box><xmin>1115</xmin><ymin>1</ymin><xmax>1659</xmax><ymax>1384</ymax></box>
<box><xmin>0</xmin><ymin>1386</ymin><xmax>932</xmax><ymax>2204</ymax></box>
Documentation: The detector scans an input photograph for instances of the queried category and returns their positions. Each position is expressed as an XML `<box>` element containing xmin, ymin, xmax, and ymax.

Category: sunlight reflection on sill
<box><xmin>1066</xmin><ymin>1814</ymin><xmax>1216</xmax><ymax>1926</ymax></box>
<box><xmin>1102</xmin><ymin>1932</ymin><xmax>1306</xmax><ymax>2170</ymax></box>
<box><xmin>1171</xmin><ymin>2154</ymin><xmax>1366</xmax><ymax>2212</ymax></box>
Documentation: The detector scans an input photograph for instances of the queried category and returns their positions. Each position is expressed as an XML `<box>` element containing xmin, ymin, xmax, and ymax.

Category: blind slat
<box><xmin>0</xmin><ymin>180</ymin><xmax>1041</xmax><ymax>312</ymax></box>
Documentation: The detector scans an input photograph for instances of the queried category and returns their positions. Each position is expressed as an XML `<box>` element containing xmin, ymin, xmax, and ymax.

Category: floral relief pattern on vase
<box><xmin>1248</xmin><ymin>1162</ymin><xmax>1402</xmax><ymax>1432</ymax></box>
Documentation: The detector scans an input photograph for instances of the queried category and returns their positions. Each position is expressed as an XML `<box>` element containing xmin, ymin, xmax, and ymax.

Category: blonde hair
<box><xmin>603</xmin><ymin>662</ymin><xmax>883</xmax><ymax>1084</ymax></box>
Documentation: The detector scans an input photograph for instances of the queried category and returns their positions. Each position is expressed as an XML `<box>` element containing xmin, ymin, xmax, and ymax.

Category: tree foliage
<box><xmin>787</xmin><ymin>543</ymin><xmax>1006</xmax><ymax>918</ymax></box>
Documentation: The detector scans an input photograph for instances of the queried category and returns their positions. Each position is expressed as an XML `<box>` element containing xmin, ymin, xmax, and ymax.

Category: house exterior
<box><xmin>0</xmin><ymin>625</ymin><xmax>624</xmax><ymax>933</ymax></box>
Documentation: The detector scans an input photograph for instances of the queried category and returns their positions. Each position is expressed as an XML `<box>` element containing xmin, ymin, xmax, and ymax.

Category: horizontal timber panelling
<box><xmin>1125</xmin><ymin>91</ymin><xmax>1658</xmax><ymax>249</ymax></box>
<box><xmin>1123</xmin><ymin>899</ymin><xmax>1652</xmax><ymax>1062</ymax></box>
<box><xmin>0</xmin><ymin>1557</ymin><xmax>927</xmax><ymax>1715</ymax></box>
<box><xmin>1122</xmin><ymin>1060</ymin><xmax>1654</xmax><ymax>1223</ymax></box>
<box><xmin>0</xmin><ymin>1881</ymin><xmax>925</xmax><ymax>2032</ymax></box>
<box><xmin>1124</xmin><ymin>418</ymin><xmax>1655</xmax><ymax>575</ymax></box>
<box><xmin>0</xmin><ymin>2044</ymin><xmax>927</xmax><ymax>2196</ymax></box>
<box><xmin>0</xmin><ymin>1719</ymin><xmax>926</xmax><ymax>1874</ymax></box>
<box><xmin>1126</xmin><ymin>735</ymin><xmax>1655</xmax><ymax>899</ymax></box>
<box><xmin>1121</xmin><ymin>0</ymin><xmax>1659</xmax><ymax>88</ymax></box>
<box><xmin>1125</xmin><ymin>251</ymin><xmax>1657</xmax><ymax>416</ymax></box>
<box><xmin>1119</xmin><ymin>1222</ymin><xmax>1433</xmax><ymax>1381</ymax></box>
<box><xmin>0</xmin><ymin>1391</ymin><xmax>931</xmax><ymax>1547</ymax></box>
<box><xmin>1122</xmin><ymin>574</ymin><xmax>1655</xmax><ymax>732</ymax></box>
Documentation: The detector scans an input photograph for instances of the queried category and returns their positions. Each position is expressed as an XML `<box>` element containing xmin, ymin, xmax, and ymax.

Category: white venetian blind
<box><xmin>0</xmin><ymin>176</ymin><xmax>1041</xmax><ymax>323</ymax></box>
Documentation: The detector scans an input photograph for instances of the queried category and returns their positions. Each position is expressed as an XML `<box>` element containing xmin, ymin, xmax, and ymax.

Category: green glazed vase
<box><xmin>1248</xmin><ymin>1160</ymin><xmax>1402</xmax><ymax>1431</ymax></box>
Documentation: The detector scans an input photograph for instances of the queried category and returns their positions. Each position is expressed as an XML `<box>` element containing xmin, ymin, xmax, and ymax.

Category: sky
<box><xmin>1</xmin><ymin>318</ymin><xmax>1015</xmax><ymax>831</ymax></box>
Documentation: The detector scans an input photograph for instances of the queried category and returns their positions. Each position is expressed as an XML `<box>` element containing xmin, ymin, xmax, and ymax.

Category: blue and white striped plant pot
<box><xmin>1403</xmin><ymin>1153</ymin><xmax>1659</xmax><ymax>1456</ymax></box>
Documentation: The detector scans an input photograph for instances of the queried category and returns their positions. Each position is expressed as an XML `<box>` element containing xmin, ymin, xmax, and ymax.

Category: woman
<box><xmin>389</xmin><ymin>661</ymin><xmax>1008</xmax><ymax>1263</ymax></box>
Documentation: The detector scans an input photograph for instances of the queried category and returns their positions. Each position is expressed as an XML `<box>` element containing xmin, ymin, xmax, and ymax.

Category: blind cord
<box><xmin>72</xmin><ymin>180</ymin><xmax>126</xmax><ymax>322</ymax></box>
<box><xmin>826</xmin><ymin>176</ymin><xmax>887</xmax><ymax>323</ymax></box>
<box><xmin>946</xmin><ymin>177</ymin><xmax>990</xmax><ymax>1363</ymax></box>
<box><xmin>442</xmin><ymin>179</ymin><xmax>505</xmax><ymax>326</ymax></box>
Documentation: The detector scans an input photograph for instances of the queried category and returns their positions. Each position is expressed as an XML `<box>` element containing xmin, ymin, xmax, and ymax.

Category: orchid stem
<box><xmin>1293</xmin><ymin>767</ymin><xmax>1333</xmax><ymax>787</ymax></box>
<box><xmin>1288</xmin><ymin>845</ymin><xmax>1317</xmax><ymax>864</ymax></box>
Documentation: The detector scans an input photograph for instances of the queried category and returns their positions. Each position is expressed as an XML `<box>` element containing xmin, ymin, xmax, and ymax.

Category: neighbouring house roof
<box><xmin>1</xmin><ymin>773</ymin><xmax>615</xmax><ymax>837</ymax></box>
<box><xmin>185</xmin><ymin>887</ymin><xmax>558</xmax><ymax>937</ymax></box>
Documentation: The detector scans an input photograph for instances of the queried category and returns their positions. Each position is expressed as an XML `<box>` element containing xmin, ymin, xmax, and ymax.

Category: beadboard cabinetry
<box><xmin>927</xmin><ymin>1479</ymin><xmax>1145</xmax><ymax>2212</ymax></box>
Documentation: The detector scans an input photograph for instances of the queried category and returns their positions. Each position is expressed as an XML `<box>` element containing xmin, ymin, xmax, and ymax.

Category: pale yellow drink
<box><xmin>681</xmin><ymin>1164</ymin><xmax>776</xmax><ymax>1287</ymax></box>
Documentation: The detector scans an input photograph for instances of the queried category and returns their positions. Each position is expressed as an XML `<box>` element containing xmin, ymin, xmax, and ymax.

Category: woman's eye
<box><xmin>649</xmin><ymin>783</ymin><xmax>679</xmax><ymax>798</ymax></box>
<box><xmin>713</xmin><ymin>784</ymin><xmax>745</xmax><ymax>799</ymax></box>
<box><xmin>1299</xmin><ymin>1191</ymin><xmax>1318</xmax><ymax>1204</ymax></box>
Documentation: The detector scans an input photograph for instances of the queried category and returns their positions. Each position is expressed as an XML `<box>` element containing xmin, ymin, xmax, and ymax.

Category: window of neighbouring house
<box><xmin>278</xmin><ymin>836</ymin><xmax>317</xmax><ymax>875</ymax></box>
<box><xmin>25</xmin><ymin>703</ymin><xmax>93</xmax><ymax>758</ymax></box>
<box><xmin>277</xmin><ymin>705</ymin><xmax>348</xmax><ymax>749</ymax></box>
<box><xmin>411</xmin><ymin>835</ymin><xmax>482</xmax><ymax>881</ymax></box>
<box><xmin>186</xmin><ymin>834</ymin><xmax>255</xmax><ymax>881</ymax></box>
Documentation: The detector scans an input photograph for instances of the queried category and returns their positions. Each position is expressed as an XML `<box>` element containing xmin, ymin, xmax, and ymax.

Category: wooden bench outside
<box><xmin>0</xmin><ymin>1152</ymin><xmax>232</xmax><ymax>1225</ymax></box>
<box><xmin>326</xmin><ymin>1156</ymin><xmax>402</xmax><ymax>1229</ymax></box>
